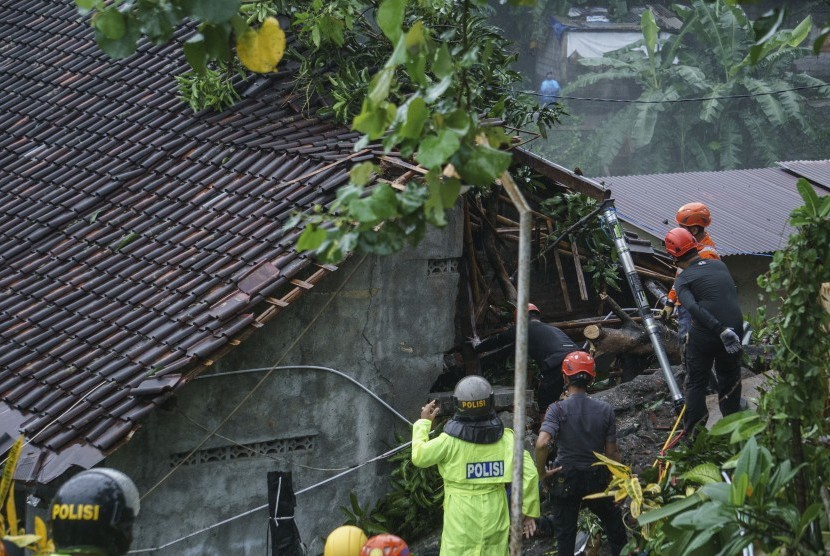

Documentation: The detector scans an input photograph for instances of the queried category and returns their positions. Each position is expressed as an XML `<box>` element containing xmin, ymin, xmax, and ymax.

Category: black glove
<box><xmin>719</xmin><ymin>328</ymin><xmax>742</xmax><ymax>354</ymax></box>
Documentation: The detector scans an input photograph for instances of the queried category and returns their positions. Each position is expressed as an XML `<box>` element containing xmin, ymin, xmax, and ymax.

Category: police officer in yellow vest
<box><xmin>49</xmin><ymin>468</ymin><xmax>140</xmax><ymax>556</ymax></box>
<box><xmin>412</xmin><ymin>376</ymin><xmax>540</xmax><ymax>555</ymax></box>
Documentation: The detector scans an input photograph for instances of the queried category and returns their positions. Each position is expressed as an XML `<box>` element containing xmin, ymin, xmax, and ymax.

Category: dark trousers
<box><xmin>684</xmin><ymin>330</ymin><xmax>742</xmax><ymax>435</ymax></box>
<box><xmin>537</xmin><ymin>372</ymin><xmax>564</xmax><ymax>415</ymax></box>
<box><xmin>551</xmin><ymin>468</ymin><xmax>627</xmax><ymax>556</ymax></box>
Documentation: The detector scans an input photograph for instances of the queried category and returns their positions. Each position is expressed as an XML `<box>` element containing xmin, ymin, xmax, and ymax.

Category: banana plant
<box><xmin>561</xmin><ymin>0</ymin><xmax>829</xmax><ymax>174</ymax></box>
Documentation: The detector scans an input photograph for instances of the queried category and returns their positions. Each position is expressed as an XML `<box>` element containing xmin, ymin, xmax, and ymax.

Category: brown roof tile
<box><xmin>0</xmin><ymin>0</ymin><xmax>375</xmax><ymax>483</ymax></box>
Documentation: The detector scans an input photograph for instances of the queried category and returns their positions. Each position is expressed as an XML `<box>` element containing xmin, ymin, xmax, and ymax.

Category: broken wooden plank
<box><xmin>571</xmin><ymin>239</ymin><xmax>589</xmax><ymax>301</ymax></box>
<box><xmin>552</xmin><ymin>248</ymin><xmax>573</xmax><ymax>313</ymax></box>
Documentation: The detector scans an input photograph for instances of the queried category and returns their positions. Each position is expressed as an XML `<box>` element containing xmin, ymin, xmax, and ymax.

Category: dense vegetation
<box><xmin>52</xmin><ymin>1</ymin><xmax>830</xmax><ymax>552</ymax></box>
<box><xmin>537</xmin><ymin>0</ymin><xmax>830</xmax><ymax>175</ymax></box>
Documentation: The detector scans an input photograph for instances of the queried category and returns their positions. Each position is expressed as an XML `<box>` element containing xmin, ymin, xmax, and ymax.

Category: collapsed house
<box><xmin>0</xmin><ymin>2</ymin><xmax>460</xmax><ymax>553</ymax></box>
<box><xmin>1</xmin><ymin>2</ymin><xmax>825</xmax><ymax>555</ymax></box>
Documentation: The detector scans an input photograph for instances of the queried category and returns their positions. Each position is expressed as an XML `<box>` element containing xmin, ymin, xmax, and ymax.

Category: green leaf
<box><xmin>183</xmin><ymin>34</ymin><xmax>208</xmax><ymax>74</ymax></box>
<box><xmin>423</xmin><ymin>171</ymin><xmax>448</xmax><ymax>226</ymax></box>
<box><xmin>202</xmin><ymin>23</ymin><xmax>232</xmax><ymax>61</ymax></box>
<box><xmin>415</xmin><ymin>130</ymin><xmax>460</xmax><ymax>169</ymax></box>
<box><xmin>369</xmin><ymin>67</ymin><xmax>395</xmax><ymax>105</ymax></box>
<box><xmin>425</xmin><ymin>76</ymin><xmax>452</xmax><ymax>103</ymax></box>
<box><xmin>444</xmin><ymin>109</ymin><xmax>470</xmax><ymax>137</ymax></box>
<box><xmin>641</xmin><ymin>8</ymin><xmax>658</xmax><ymax>58</ymax></box>
<box><xmin>442</xmin><ymin>177</ymin><xmax>463</xmax><ymax>208</ymax></box>
<box><xmin>795</xmin><ymin>178</ymin><xmax>820</xmax><ymax>218</ymax></box>
<box><xmin>350</xmin><ymin>162</ymin><xmax>377</xmax><ymax>186</ymax></box>
<box><xmin>366</xmin><ymin>184</ymin><xmax>399</xmax><ymax>220</ymax></box>
<box><xmin>383</xmin><ymin>33</ymin><xmax>408</xmax><ymax>68</ymax></box>
<box><xmin>481</xmin><ymin>125</ymin><xmax>511</xmax><ymax>147</ymax></box>
<box><xmin>638</xmin><ymin>492</ymin><xmax>705</xmax><ymax>525</ymax></box>
<box><xmin>76</xmin><ymin>0</ymin><xmax>97</xmax><ymax>13</ymax></box>
<box><xmin>680</xmin><ymin>463</ymin><xmax>722</xmax><ymax>485</ymax></box>
<box><xmin>405</xmin><ymin>20</ymin><xmax>426</xmax><ymax>54</ymax></box>
<box><xmin>95</xmin><ymin>7</ymin><xmax>126</xmax><ymax>40</ymax></box>
<box><xmin>353</xmin><ymin>100</ymin><xmax>396</xmax><ymax>140</ymax></box>
<box><xmin>96</xmin><ymin>12</ymin><xmax>140</xmax><ymax>58</ymax></box>
<box><xmin>709</xmin><ymin>410</ymin><xmax>762</xmax><ymax>442</ymax></box>
<box><xmin>730</xmin><ymin>471</ymin><xmax>748</xmax><ymax>506</ymax></box>
<box><xmin>457</xmin><ymin>144</ymin><xmax>512</xmax><ymax>187</ymax></box>
<box><xmin>377</xmin><ymin>0</ymin><xmax>405</xmax><ymax>44</ymax></box>
<box><xmin>796</xmin><ymin>503</ymin><xmax>822</xmax><ymax>541</ymax></box>
<box><xmin>297</xmin><ymin>224</ymin><xmax>327</xmax><ymax>252</ymax></box>
<box><xmin>432</xmin><ymin>44</ymin><xmax>452</xmax><ymax>79</ymax></box>
<box><xmin>115</xmin><ymin>231</ymin><xmax>139</xmax><ymax>250</ymax></box>
<box><xmin>191</xmin><ymin>0</ymin><xmax>240</xmax><ymax>24</ymax></box>
<box><xmin>405</xmin><ymin>51</ymin><xmax>427</xmax><ymax>86</ymax></box>
<box><xmin>400</xmin><ymin>97</ymin><xmax>428</xmax><ymax>139</ymax></box>
<box><xmin>787</xmin><ymin>15</ymin><xmax>812</xmax><ymax>48</ymax></box>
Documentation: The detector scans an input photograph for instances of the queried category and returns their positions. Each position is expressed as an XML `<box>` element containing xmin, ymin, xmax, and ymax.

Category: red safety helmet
<box><xmin>675</xmin><ymin>202</ymin><xmax>711</xmax><ymax>228</ymax></box>
<box><xmin>361</xmin><ymin>534</ymin><xmax>410</xmax><ymax>556</ymax></box>
<box><xmin>664</xmin><ymin>227</ymin><xmax>697</xmax><ymax>258</ymax></box>
<box><xmin>527</xmin><ymin>303</ymin><xmax>541</xmax><ymax>315</ymax></box>
<box><xmin>561</xmin><ymin>351</ymin><xmax>596</xmax><ymax>378</ymax></box>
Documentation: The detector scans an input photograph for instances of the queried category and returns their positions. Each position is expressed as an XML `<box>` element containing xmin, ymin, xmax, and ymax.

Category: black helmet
<box><xmin>452</xmin><ymin>375</ymin><xmax>496</xmax><ymax>421</ymax></box>
<box><xmin>51</xmin><ymin>468</ymin><xmax>140</xmax><ymax>556</ymax></box>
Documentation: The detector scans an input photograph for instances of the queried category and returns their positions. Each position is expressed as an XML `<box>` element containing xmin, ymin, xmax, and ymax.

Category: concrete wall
<box><xmin>723</xmin><ymin>254</ymin><xmax>776</xmax><ymax>317</ymax></box>
<box><xmin>107</xmin><ymin>209</ymin><xmax>463</xmax><ymax>555</ymax></box>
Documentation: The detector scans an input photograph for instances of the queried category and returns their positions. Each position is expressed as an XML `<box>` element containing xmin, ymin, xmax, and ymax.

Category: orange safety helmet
<box><xmin>675</xmin><ymin>202</ymin><xmax>711</xmax><ymax>228</ymax></box>
<box><xmin>527</xmin><ymin>303</ymin><xmax>541</xmax><ymax>315</ymax></box>
<box><xmin>561</xmin><ymin>351</ymin><xmax>596</xmax><ymax>378</ymax></box>
<box><xmin>361</xmin><ymin>534</ymin><xmax>410</xmax><ymax>556</ymax></box>
<box><xmin>664</xmin><ymin>227</ymin><xmax>697</xmax><ymax>258</ymax></box>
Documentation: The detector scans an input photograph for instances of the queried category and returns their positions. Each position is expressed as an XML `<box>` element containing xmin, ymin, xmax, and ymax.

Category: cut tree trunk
<box><xmin>584</xmin><ymin>323</ymin><xmax>681</xmax><ymax>363</ymax></box>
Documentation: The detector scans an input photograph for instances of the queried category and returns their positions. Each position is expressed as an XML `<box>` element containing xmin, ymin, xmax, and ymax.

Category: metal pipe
<box><xmin>599</xmin><ymin>200</ymin><xmax>684</xmax><ymax>410</ymax></box>
<box><xmin>500</xmin><ymin>171</ymin><xmax>531</xmax><ymax>556</ymax></box>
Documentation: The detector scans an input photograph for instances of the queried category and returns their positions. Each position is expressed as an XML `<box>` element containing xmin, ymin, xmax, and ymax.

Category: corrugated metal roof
<box><xmin>779</xmin><ymin>160</ymin><xmax>830</xmax><ymax>193</ymax></box>
<box><xmin>595</xmin><ymin>162</ymin><xmax>830</xmax><ymax>256</ymax></box>
<box><xmin>0</xmin><ymin>0</ymin><xmax>392</xmax><ymax>484</ymax></box>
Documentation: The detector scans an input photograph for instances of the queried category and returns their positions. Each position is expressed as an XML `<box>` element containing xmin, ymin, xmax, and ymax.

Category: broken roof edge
<box><xmin>1</xmin><ymin>405</ymin><xmax>103</xmax><ymax>484</ymax></box>
<box><xmin>513</xmin><ymin>148</ymin><xmax>608</xmax><ymax>200</ymax></box>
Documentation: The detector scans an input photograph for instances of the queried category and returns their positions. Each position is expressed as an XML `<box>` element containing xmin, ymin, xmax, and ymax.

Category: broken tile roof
<box><xmin>0</xmin><ymin>1</ymin><xmax>371</xmax><ymax>483</ymax></box>
<box><xmin>595</xmin><ymin>161</ymin><xmax>830</xmax><ymax>256</ymax></box>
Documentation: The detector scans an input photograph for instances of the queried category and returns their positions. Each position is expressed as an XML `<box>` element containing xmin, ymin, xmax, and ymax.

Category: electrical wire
<box><xmin>126</xmin><ymin>441</ymin><xmax>413</xmax><ymax>553</ymax></box>
<box><xmin>517</xmin><ymin>83</ymin><xmax>829</xmax><ymax>104</ymax></box>
<box><xmin>0</xmin><ymin>382</ymin><xmax>106</xmax><ymax>469</ymax></box>
<box><xmin>196</xmin><ymin>365</ymin><xmax>412</xmax><ymax>427</ymax></box>
<box><xmin>128</xmin><ymin>358</ymin><xmax>427</xmax><ymax>552</ymax></box>
<box><xmin>138</xmin><ymin>254</ymin><xmax>369</xmax><ymax>502</ymax></box>
<box><xmin>178</xmin><ymin>363</ymin><xmax>414</xmax><ymax>472</ymax></box>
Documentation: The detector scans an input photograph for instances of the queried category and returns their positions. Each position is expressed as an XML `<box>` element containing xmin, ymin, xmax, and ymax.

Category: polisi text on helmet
<box><xmin>460</xmin><ymin>399</ymin><xmax>486</xmax><ymax>409</ymax></box>
<box><xmin>52</xmin><ymin>503</ymin><xmax>100</xmax><ymax>521</ymax></box>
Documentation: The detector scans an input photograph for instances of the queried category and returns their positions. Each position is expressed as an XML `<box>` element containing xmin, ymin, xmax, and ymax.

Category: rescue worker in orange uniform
<box><xmin>534</xmin><ymin>352</ymin><xmax>627</xmax><ymax>556</ymax></box>
<box><xmin>664</xmin><ymin>228</ymin><xmax>743</xmax><ymax>436</ymax></box>
<box><xmin>663</xmin><ymin>202</ymin><xmax>721</xmax><ymax>343</ymax></box>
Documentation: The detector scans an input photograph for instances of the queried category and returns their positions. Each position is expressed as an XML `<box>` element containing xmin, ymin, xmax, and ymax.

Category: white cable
<box><xmin>127</xmin><ymin>441</ymin><xmax>412</xmax><ymax>553</ymax></box>
<box><xmin>196</xmin><ymin>365</ymin><xmax>413</xmax><ymax>426</ymax></box>
<box><xmin>0</xmin><ymin>382</ymin><xmax>106</xmax><ymax>469</ymax></box>
<box><xmin>128</xmin><ymin>363</ymin><xmax>418</xmax><ymax>552</ymax></box>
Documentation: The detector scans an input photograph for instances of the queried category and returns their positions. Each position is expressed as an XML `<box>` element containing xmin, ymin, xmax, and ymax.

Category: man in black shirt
<box><xmin>534</xmin><ymin>352</ymin><xmax>628</xmax><ymax>556</ymax></box>
<box><xmin>664</xmin><ymin>228</ymin><xmax>743</xmax><ymax>436</ymax></box>
<box><xmin>474</xmin><ymin>304</ymin><xmax>578</xmax><ymax>413</ymax></box>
